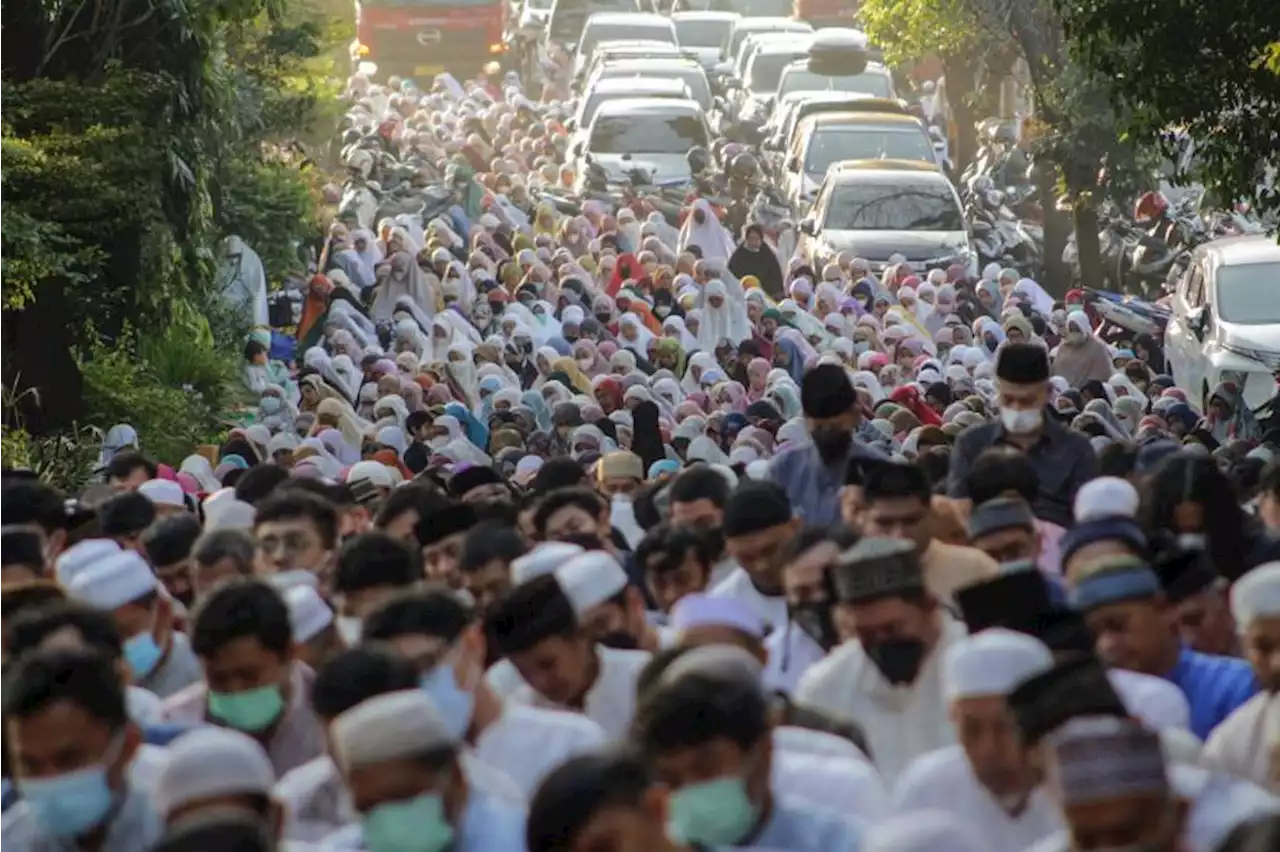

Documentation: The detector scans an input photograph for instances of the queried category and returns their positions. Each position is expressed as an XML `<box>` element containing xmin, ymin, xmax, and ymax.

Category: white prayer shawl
<box><xmin>678</xmin><ymin>199</ymin><xmax>736</xmax><ymax>261</ymax></box>
<box><xmin>662</xmin><ymin>316</ymin><xmax>699</xmax><ymax>351</ymax></box>
<box><xmin>1202</xmin><ymin>692</ymin><xmax>1280</xmax><ymax>794</ymax></box>
<box><xmin>697</xmin><ymin>280</ymin><xmax>752</xmax><ymax>350</ymax></box>
<box><xmin>682</xmin><ymin>351</ymin><xmax>718</xmax><ymax>394</ymax></box>
<box><xmin>617</xmin><ymin>313</ymin><xmax>656</xmax><ymax>356</ymax></box>
<box><xmin>797</xmin><ymin>616</ymin><xmax>965</xmax><ymax>784</ymax></box>
<box><xmin>508</xmin><ymin>645</ymin><xmax>651</xmax><ymax>741</ymax></box>
<box><xmin>892</xmin><ymin>746</ymin><xmax>1063</xmax><ymax>852</ymax></box>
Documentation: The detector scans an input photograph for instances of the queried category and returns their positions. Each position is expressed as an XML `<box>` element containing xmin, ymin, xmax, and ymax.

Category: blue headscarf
<box><xmin>547</xmin><ymin>336</ymin><xmax>573</xmax><ymax>357</ymax></box>
<box><xmin>521</xmin><ymin>390</ymin><xmax>553</xmax><ymax>431</ymax></box>
<box><xmin>445</xmin><ymin>402</ymin><xmax>490</xmax><ymax>449</ymax></box>
<box><xmin>775</xmin><ymin>337</ymin><xmax>807</xmax><ymax>386</ymax></box>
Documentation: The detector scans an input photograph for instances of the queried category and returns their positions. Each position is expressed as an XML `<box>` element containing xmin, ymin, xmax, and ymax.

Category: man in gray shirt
<box><xmin>768</xmin><ymin>363</ymin><xmax>886</xmax><ymax>527</ymax></box>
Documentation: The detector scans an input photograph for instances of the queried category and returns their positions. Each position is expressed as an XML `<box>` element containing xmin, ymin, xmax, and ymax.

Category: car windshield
<box><xmin>599</xmin><ymin>67</ymin><xmax>710</xmax><ymax>107</ymax></box>
<box><xmin>715</xmin><ymin>0</ymin><xmax>790</xmax><ymax>13</ymax></box>
<box><xmin>589</xmin><ymin>113</ymin><xmax>708</xmax><ymax>155</ymax></box>
<box><xmin>1215</xmin><ymin>261</ymin><xmax>1280</xmax><ymax>324</ymax></box>
<box><xmin>675</xmin><ymin>19</ymin><xmax>734</xmax><ymax>46</ymax></box>
<box><xmin>581</xmin><ymin>22</ymin><xmax>674</xmax><ymax>55</ymax></box>
<box><xmin>778</xmin><ymin>68</ymin><xmax>893</xmax><ymax>98</ymax></box>
<box><xmin>749</xmin><ymin>50</ymin><xmax>805</xmax><ymax>93</ymax></box>
<box><xmin>365</xmin><ymin>0</ymin><xmax>496</xmax><ymax>6</ymax></box>
<box><xmin>583</xmin><ymin>90</ymin><xmax>683</xmax><ymax>125</ymax></box>
<box><xmin>551</xmin><ymin>0</ymin><xmax>637</xmax><ymax>39</ymax></box>
<box><xmin>823</xmin><ymin>182</ymin><xmax>963</xmax><ymax>231</ymax></box>
<box><xmin>730</xmin><ymin>26</ymin><xmax>804</xmax><ymax>59</ymax></box>
<box><xmin>804</xmin><ymin>127</ymin><xmax>936</xmax><ymax>175</ymax></box>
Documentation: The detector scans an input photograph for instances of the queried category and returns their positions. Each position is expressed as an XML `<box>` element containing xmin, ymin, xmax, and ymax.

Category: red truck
<box><xmin>354</xmin><ymin>0</ymin><xmax>508</xmax><ymax>80</ymax></box>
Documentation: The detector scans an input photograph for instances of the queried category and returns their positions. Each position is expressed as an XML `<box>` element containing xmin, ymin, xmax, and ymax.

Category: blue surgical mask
<box><xmin>362</xmin><ymin>792</ymin><xmax>455</xmax><ymax>852</ymax></box>
<box><xmin>420</xmin><ymin>662</ymin><xmax>474</xmax><ymax>741</ymax></box>
<box><xmin>18</xmin><ymin>736</ymin><xmax>123</xmax><ymax>838</ymax></box>
<box><xmin>123</xmin><ymin>631</ymin><xmax>163</xmax><ymax>680</ymax></box>
<box><xmin>667</xmin><ymin>775</ymin><xmax>758</xmax><ymax>846</ymax></box>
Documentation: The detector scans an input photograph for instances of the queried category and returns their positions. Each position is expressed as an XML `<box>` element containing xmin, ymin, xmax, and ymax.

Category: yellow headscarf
<box><xmin>550</xmin><ymin>356</ymin><xmax>593</xmax><ymax>395</ymax></box>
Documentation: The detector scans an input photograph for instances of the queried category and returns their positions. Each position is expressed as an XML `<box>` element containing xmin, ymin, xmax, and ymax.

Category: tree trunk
<box><xmin>1035</xmin><ymin>165</ymin><xmax>1072</xmax><ymax>296</ymax></box>
<box><xmin>941</xmin><ymin>54</ymin><xmax>978</xmax><ymax>176</ymax></box>
<box><xmin>2</xmin><ymin>283</ymin><xmax>86</xmax><ymax>434</ymax></box>
<box><xmin>1072</xmin><ymin>201</ymin><xmax>1104</xmax><ymax>293</ymax></box>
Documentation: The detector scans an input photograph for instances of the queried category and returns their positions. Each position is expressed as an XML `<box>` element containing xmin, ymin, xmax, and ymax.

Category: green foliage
<box><xmin>1053</xmin><ymin>0</ymin><xmax>1280</xmax><ymax>216</ymax></box>
<box><xmin>0</xmin><ymin>424</ymin><xmax>104</xmax><ymax>495</ymax></box>
<box><xmin>858</xmin><ymin>0</ymin><xmax>985</xmax><ymax>66</ymax></box>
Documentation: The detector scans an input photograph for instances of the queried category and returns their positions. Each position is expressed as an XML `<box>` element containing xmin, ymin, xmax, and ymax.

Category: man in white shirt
<box><xmin>1203</xmin><ymin>562</ymin><xmax>1280</xmax><ymax>792</ymax></box>
<box><xmin>489</xmin><ymin>572</ymin><xmax>650</xmax><ymax>740</ymax></box>
<box><xmin>797</xmin><ymin>537</ymin><xmax>962</xmax><ymax>783</ymax></box>
<box><xmin>668</xmin><ymin>465</ymin><xmax>740</xmax><ymax>588</ymax></box>
<box><xmin>362</xmin><ymin>587</ymin><xmax>608</xmax><ymax>797</ymax></box>
<box><xmin>712</xmin><ymin>481</ymin><xmax>798</xmax><ymax>633</ymax></box>
<box><xmin>894</xmin><ymin>629</ymin><xmax>1062</xmax><ymax>852</ymax></box>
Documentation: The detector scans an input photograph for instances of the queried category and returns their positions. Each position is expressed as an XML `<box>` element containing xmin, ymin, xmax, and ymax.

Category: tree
<box><xmin>1053</xmin><ymin>0</ymin><xmax>1280</xmax><ymax>218</ymax></box>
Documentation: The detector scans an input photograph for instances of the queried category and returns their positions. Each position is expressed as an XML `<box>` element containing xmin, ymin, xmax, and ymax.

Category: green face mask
<box><xmin>667</xmin><ymin>776</ymin><xmax>757</xmax><ymax>846</ymax></box>
<box><xmin>362</xmin><ymin>792</ymin><xmax>455</xmax><ymax>852</ymax></box>
<box><xmin>207</xmin><ymin>683</ymin><xmax>285</xmax><ymax>732</ymax></box>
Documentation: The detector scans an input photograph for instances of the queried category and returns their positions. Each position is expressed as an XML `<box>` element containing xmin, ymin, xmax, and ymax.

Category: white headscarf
<box><xmin>678</xmin><ymin>199</ymin><xmax>736</xmax><ymax>261</ymax></box>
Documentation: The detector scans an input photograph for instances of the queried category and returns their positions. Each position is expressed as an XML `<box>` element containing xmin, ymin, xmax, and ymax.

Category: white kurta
<box><xmin>1202</xmin><ymin>692</ymin><xmax>1279</xmax><ymax>793</ymax></box>
<box><xmin>709</xmin><ymin>567</ymin><xmax>789</xmax><ymax>634</ymax></box>
<box><xmin>509</xmin><ymin>645</ymin><xmax>652</xmax><ymax>741</ymax></box>
<box><xmin>892</xmin><ymin>746</ymin><xmax>1062</xmax><ymax>852</ymax></box>
<box><xmin>474</xmin><ymin>701</ymin><xmax>609</xmax><ymax>797</ymax></box>
<box><xmin>774</xmin><ymin>747</ymin><xmax>888</xmax><ymax>826</ymax></box>
<box><xmin>796</xmin><ymin>617</ymin><xmax>965</xmax><ymax>784</ymax></box>
<box><xmin>764</xmin><ymin>623</ymin><xmax>827</xmax><ymax>696</ymax></box>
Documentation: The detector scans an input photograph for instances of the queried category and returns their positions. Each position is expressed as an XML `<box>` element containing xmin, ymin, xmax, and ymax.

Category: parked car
<box><xmin>567</xmin><ymin>97</ymin><xmax>712</xmax><ymax>192</ymax></box>
<box><xmin>1164</xmin><ymin>235</ymin><xmax>1280</xmax><ymax>412</ymax></box>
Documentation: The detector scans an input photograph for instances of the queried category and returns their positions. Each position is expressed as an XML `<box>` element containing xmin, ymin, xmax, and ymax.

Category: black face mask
<box><xmin>595</xmin><ymin>312</ymin><xmax>611</xmax><ymax>324</ymax></box>
<box><xmin>490</xmin><ymin>302</ymin><xmax>505</xmax><ymax>315</ymax></box>
<box><xmin>596</xmin><ymin>630</ymin><xmax>639</xmax><ymax>650</ymax></box>
<box><xmin>810</xmin><ymin>427</ymin><xmax>852</xmax><ymax>464</ymax></box>
<box><xmin>865</xmin><ymin>637</ymin><xmax>927</xmax><ymax>686</ymax></box>
<box><xmin>762</xmin><ymin>327</ymin><xmax>776</xmax><ymax>340</ymax></box>
<box><xmin>790</xmin><ymin>601</ymin><xmax>838</xmax><ymax>651</ymax></box>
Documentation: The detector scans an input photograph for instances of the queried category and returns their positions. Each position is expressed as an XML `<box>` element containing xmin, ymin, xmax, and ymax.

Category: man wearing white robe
<box><xmin>797</xmin><ymin>538</ymin><xmax>961</xmax><ymax>783</ymax></box>
<box><xmin>1203</xmin><ymin>562</ymin><xmax>1280</xmax><ymax>793</ymax></box>
<box><xmin>893</xmin><ymin>629</ymin><xmax>1063</xmax><ymax>852</ymax></box>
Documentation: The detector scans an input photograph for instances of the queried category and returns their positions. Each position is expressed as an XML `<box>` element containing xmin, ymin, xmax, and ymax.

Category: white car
<box><xmin>572</xmin><ymin>12</ymin><xmax>677</xmax><ymax>76</ymax></box>
<box><xmin>569</xmin><ymin>97</ymin><xmax>711</xmax><ymax>192</ymax></box>
<box><xmin>775</xmin><ymin>58</ymin><xmax>896</xmax><ymax>100</ymax></box>
<box><xmin>671</xmin><ymin>11</ymin><xmax>740</xmax><ymax>68</ymax></box>
<box><xmin>586</xmin><ymin>57</ymin><xmax>713</xmax><ymax>111</ymax></box>
<box><xmin>1164</xmin><ymin>235</ymin><xmax>1280</xmax><ymax>412</ymax></box>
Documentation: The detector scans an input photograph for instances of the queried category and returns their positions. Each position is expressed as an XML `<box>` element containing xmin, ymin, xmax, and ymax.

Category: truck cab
<box><xmin>354</xmin><ymin>0</ymin><xmax>508</xmax><ymax>79</ymax></box>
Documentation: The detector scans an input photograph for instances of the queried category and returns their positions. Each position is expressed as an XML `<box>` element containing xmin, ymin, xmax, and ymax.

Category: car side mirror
<box><xmin>787</xmin><ymin>156</ymin><xmax>801</xmax><ymax>173</ymax></box>
<box><xmin>799</xmin><ymin>218</ymin><xmax>817</xmax><ymax>237</ymax></box>
<box><xmin>1189</xmin><ymin>306</ymin><xmax>1208</xmax><ymax>340</ymax></box>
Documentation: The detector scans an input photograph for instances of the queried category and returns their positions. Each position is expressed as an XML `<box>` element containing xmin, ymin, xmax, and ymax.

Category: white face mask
<box><xmin>1000</xmin><ymin>406</ymin><xmax>1043</xmax><ymax>435</ymax></box>
<box><xmin>1068</xmin><ymin>330</ymin><xmax>1087</xmax><ymax>344</ymax></box>
<box><xmin>1176</xmin><ymin>533</ymin><xmax>1207</xmax><ymax>551</ymax></box>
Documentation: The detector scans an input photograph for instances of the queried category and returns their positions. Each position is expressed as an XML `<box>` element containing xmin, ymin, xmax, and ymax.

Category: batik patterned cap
<box><xmin>1044</xmin><ymin>715</ymin><xmax>1168</xmax><ymax>805</ymax></box>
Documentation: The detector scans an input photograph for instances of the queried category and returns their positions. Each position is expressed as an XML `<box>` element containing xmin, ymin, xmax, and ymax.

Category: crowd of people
<box><xmin>2</xmin><ymin>68</ymin><xmax>1280</xmax><ymax>852</ymax></box>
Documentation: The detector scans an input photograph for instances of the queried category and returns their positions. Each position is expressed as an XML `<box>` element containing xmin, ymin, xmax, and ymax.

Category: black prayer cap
<box><xmin>801</xmin><ymin>364</ymin><xmax>857</xmax><ymax>419</ymax></box>
<box><xmin>1151</xmin><ymin>546</ymin><xmax>1219</xmax><ymax>604</ymax></box>
<box><xmin>967</xmin><ymin>497</ymin><xmax>1037</xmax><ymax>540</ymax></box>
<box><xmin>996</xmin><ymin>342</ymin><xmax>1050</xmax><ymax>384</ymax></box>
<box><xmin>1007</xmin><ymin>656</ymin><xmax>1128</xmax><ymax>744</ymax></box>
<box><xmin>955</xmin><ymin>571</ymin><xmax>1095</xmax><ymax>654</ymax></box>
<box><xmin>845</xmin><ymin>457</ymin><xmax>888</xmax><ymax>487</ymax></box>
<box><xmin>415</xmin><ymin>502</ymin><xmax>479</xmax><ymax>548</ymax></box>
<box><xmin>723</xmin><ymin>481</ymin><xmax>792</xmax><ymax>538</ymax></box>
<box><xmin>448</xmin><ymin>465</ymin><xmax>504</xmax><ymax>500</ymax></box>
<box><xmin>830</xmin><ymin>537</ymin><xmax>923</xmax><ymax>604</ymax></box>
<box><xmin>862</xmin><ymin>462</ymin><xmax>929</xmax><ymax>502</ymax></box>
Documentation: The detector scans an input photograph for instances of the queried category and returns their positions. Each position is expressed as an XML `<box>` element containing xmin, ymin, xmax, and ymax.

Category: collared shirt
<box><xmin>796</xmin><ymin>617</ymin><xmax>965</xmax><ymax>784</ymax></box>
<box><xmin>1165</xmin><ymin>648</ymin><xmax>1259</xmax><ymax>739</ymax></box>
<box><xmin>763</xmin><ymin>623</ymin><xmax>826</xmax><ymax>696</ymax></box>
<box><xmin>473</xmin><ymin>701</ymin><xmax>607</xmax><ymax>797</ymax></box>
<box><xmin>1</xmin><ymin>782</ymin><xmax>162</xmax><ymax>852</ymax></box>
<box><xmin>947</xmin><ymin>416</ymin><xmax>1097</xmax><ymax>528</ymax></box>
<box><xmin>767</xmin><ymin>436</ymin><xmax>886</xmax><ymax>527</ymax></box>
<box><xmin>161</xmin><ymin>661</ymin><xmax>326</xmax><ymax>777</ymax></box>
<box><xmin>920</xmin><ymin>540</ymin><xmax>998</xmax><ymax>607</ymax></box>
<box><xmin>746</xmin><ymin>797</ymin><xmax>865</xmax><ymax>852</ymax></box>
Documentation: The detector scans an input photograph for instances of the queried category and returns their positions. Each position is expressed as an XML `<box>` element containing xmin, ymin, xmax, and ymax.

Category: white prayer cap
<box><xmin>54</xmin><ymin>538</ymin><xmax>121</xmax><ymax>586</ymax></box>
<box><xmin>267</xmin><ymin>432</ymin><xmax>300</xmax><ymax>455</ymax></box>
<box><xmin>744</xmin><ymin>459</ymin><xmax>771</xmax><ymax>481</ymax></box>
<box><xmin>942</xmin><ymin>628</ymin><xmax>1054</xmax><ymax>702</ymax></box>
<box><xmin>205</xmin><ymin>498</ymin><xmax>256</xmax><ymax>531</ymax></box>
<box><xmin>347</xmin><ymin>460</ymin><xmax>393</xmax><ymax>488</ymax></box>
<box><xmin>1073</xmin><ymin>476</ymin><xmax>1139</xmax><ymax>522</ymax></box>
<box><xmin>67</xmin><ymin>550</ymin><xmax>157</xmax><ymax>610</ymax></box>
<box><xmin>1229</xmin><ymin>562</ymin><xmax>1280</xmax><ymax>628</ymax></box>
<box><xmin>203</xmin><ymin>487</ymin><xmax>235</xmax><ymax>511</ymax></box>
<box><xmin>512</xmin><ymin>542</ymin><xmax>583</xmax><ymax>584</ymax></box>
<box><xmin>154</xmin><ymin>727</ymin><xmax>275</xmax><ymax>817</ymax></box>
<box><xmin>285</xmin><ymin>584</ymin><xmax>334</xmax><ymax>643</ymax></box>
<box><xmin>332</xmin><ymin>690</ymin><xmax>455</xmax><ymax>771</ymax></box>
<box><xmin>138</xmin><ymin>479</ymin><xmax>186</xmax><ymax>509</ymax></box>
<box><xmin>670</xmin><ymin>593</ymin><xmax>765</xmax><ymax>641</ymax></box>
<box><xmin>865</xmin><ymin>811</ymin><xmax>984</xmax><ymax>852</ymax></box>
<box><xmin>554</xmin><ymin>551</ymin><xmax>628</xmax><ymax>616</ymax></box>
